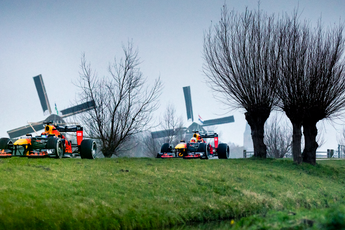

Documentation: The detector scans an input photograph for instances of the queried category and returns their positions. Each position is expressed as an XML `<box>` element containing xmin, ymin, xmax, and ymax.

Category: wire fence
<box><xmin>243</xmin><ymin>146</ymin><xmax>345</xmax><ymax>159</ymax></box>
<box><xmin>337</xmin><ymin>145</ymin><xmax>345</xmax><ymax>158</ymax></box>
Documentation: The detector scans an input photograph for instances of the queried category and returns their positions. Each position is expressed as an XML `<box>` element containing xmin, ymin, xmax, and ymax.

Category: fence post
<box><xmin>243</xmin><ymin>150</ymin><xmax>247</xmax><ymax>158</ymax></box>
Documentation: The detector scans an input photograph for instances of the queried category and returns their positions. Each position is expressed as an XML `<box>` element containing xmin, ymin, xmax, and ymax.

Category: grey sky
<box><xmin>1</xmin><ymin>0</ymin><xmax>344</xmax><ymax>150</ymax></box>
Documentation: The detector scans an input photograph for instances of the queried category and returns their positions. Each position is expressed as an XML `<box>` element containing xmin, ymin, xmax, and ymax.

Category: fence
<box><xmin>242</xmin><ymin>148</ymin><xmax>344</xmax><ymax>159</ymax></box>
<box><xmin>337</xmin><ymin>145</ymin><xmax>345</xmax><ymax>158</ymax></box>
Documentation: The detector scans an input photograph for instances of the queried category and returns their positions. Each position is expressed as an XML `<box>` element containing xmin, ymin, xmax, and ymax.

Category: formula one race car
<box><xmin>0</xmin><ymin>122</ymin><xmax>97</xmax><ymax>159</ymax></box>
<box><xmin>156</xmin><ymin>131</ymin><xmax>230</xmax><ymax>159</ymax></box>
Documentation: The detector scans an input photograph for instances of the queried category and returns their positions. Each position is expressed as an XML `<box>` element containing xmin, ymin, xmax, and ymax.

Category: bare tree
<box><xmin>278</xmin><ymin>14</ymin><xmax>345</xmax><ymax>164</ymax></box>
<box><xmin>203</xmin><ymin>5</ymin><xmax>281</xmax><ymax>158</ymax></box>
<box><xmin>338</xmin><ymin>126</ymin><xmax>345</xmax><ymax>146</ymax></box>
<box><xmin>141</xmin><ymin>133</ymin><xmax>161</xmax><ymax>157</ymax></box>
<box><xmin>264</xmin><ymin>114</ymin><xmax>292</xmax><ymax>158</ymax></box>
<box><xmin>276</xmin><ymin>13</ymin><xmax>310</xmax><ymax>163</ymax></box>
<box><xmin>159</xmin><ymin>103</ymin><xmax>184</xmax><ymax>146</ymax></box>
<box><xmin>301</xmin><ymin>23</ymin><xmax>345</xmax><ymax>164</ymax></box>
<box><xmin>77</xmin><ymin>42</ymin><xmax>163</xmax><ymax>158</ymax></box>
<box><xmin>142</xmin><ymin>104</ymin><xmax>184</xmax><ymax>157</ymax></box>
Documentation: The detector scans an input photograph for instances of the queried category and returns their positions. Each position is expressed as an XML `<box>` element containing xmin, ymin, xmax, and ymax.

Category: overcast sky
<box><xmin>1</xmin><ymin>0</ymin><xmax>345</xmax><ymax>150</ymax></box>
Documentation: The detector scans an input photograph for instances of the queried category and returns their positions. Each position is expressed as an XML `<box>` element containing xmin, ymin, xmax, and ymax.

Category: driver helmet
<box><xmin>190</xmin><ymin>137</ymin><xmax>197</xmax><ymax>143</ymax></box>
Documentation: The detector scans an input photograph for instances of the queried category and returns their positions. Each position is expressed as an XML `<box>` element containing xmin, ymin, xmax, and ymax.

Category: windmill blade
<box><xmin>60</xmin><ymin>100</ymin><xmax>95</xmax><ymax>118</ymax></box>
<box><xmin>7</xmin><ymin>114</ymin><xmax>66</xmax><ymax>139</ymax></box>
<box><xmin>151</xmin><ymin>128</ymin><xmax>186</xmax><ymax>139</ymax></box>
<box><xmin>202</xmin><ymin>115</ymin><xmax>235</xmax><ymax>127</ymax></box>
<box><xmin>7</xmin><ymin>121</ymin><xmax>45</xmax><ymax>139</ymax></box>
<box><xmin>151</xmin><ymin>129</ymin><xmax>175</xmax><ymax>139</ymax></box>
<box><xmin>183</xmin><ymin>86</ymin><xmax>194</xmax><ymax>122</ymax></box>
<box><xmin>33</xmin><ymin>74</ymin><xmax>52</xmax><ymax>115</ymax></box>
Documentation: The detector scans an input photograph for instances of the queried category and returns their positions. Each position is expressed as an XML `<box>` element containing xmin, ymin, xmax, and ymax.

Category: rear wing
<box><xmin>56</xmin><ymin>125</ymin><xmax>83</xmax><ymax>146</ymax></box>
<box><xmin>201</xmin><ymin>133</ymin><xmax>219</xmax><ymax>148</ymax></box>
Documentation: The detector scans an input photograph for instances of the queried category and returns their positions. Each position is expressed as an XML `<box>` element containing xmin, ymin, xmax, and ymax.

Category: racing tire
<box><xmin>47</xmin><ymin>138</ymin><xmax>64</xmax><ymax>159</ymax></box>
<box><xmin>198</xmin><ymin>143</ymin><xmax>210</xmax><ymax>159</ymax></box>
<box><xmin>218</xmin><ymin>143</ymin><xmax>230</xmax><ymax>159</ymax></box>
<box><xmin>0</xmin><ymin>137</ymin><xmax>13</xmax><ymax>156</ymax></box>
<box><xmin>0</xmin><ymin>138</ymin><xmax>13</xmax><ymax>150</ymax></box>
<box><xmin>160</xmin><ymin>143</ymin><xmax>170</xmax><ymax>153</ymax></box>
<box><xmin>80</xmin><ymin>139</ymin><xmax>97</xmax><ymax>159</ymax></box>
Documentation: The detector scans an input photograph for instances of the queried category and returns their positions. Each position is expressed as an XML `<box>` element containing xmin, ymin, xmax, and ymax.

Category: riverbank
<box><xmin>0</xmin><ymin>157</ymin><xmax>343</xmax><ymax>229</ymax></box>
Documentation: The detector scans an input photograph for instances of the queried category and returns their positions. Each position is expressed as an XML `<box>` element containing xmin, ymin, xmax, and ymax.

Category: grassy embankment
<box><xmin>0</xmin><ymin>157</ymin><xmax>344</xmax><ymax>229</ymax></box>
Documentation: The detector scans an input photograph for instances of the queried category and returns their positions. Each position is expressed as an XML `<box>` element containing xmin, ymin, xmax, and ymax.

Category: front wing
<box><xmin>157</xmin><ymin>152</ymin><xmax>175</xmax><ymax>158</ymax></box>
<box><xmin>183</xmin><ymin>152</ymin><xmax>203</xmax><ymax>159</ymax></box>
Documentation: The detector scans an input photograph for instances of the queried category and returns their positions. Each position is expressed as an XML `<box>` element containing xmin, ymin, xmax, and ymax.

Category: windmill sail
<box><xmin>7</xmin><ymin>101</ymin><xmax>95</xmax><ymax>139</ymax></box>
<box><xmin>33</xmin><ymin>75</ymin><xmax>52</xmax><ymax>115</ymax></box>
<box><xmin>7</xmin><ymin>114</ymin><xmax>65</xmax><ymax>139</ymax></box>
<box><xmin>202</xmin><ymin>116</ymin><xmax>235</xmax><ymax>127</ymax></box>
<box><xmin>151</xmin><ymin>128</ymin><xmax>186</xmax><ymax>139</ymax></box>
<box><xmin>7</xmin><ymin>74</ymin><xmax>96</xmax><ymax>139</ymax></box>
<box><xmin>7</xmin><ymin>122</ymin><xmax>45</xmax><ymax>139</ymax></box>
<box><xmin>183</xmin><ymin>86</ymin><xmax>194</xmax><ymax>122</ymax></box>
<box><xmin>151</xmin><ymin>86</ymin><xmax>234</xmax><ymax>139</ymax></box>
<box><xmin>60</xmin><ymin>100</ymin><xmax>95</xmax><ymax>118</ymax></box>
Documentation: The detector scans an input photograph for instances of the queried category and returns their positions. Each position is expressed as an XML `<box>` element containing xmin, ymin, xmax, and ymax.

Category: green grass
<box><xmin>0</xmin><ymin>157</ymin><xmax>344</xmax><ymax>229</ymax></box>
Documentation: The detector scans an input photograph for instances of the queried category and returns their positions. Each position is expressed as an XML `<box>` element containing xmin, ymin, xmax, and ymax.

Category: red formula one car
<box><xmin>0</xmin><ymin>122</ymin><xmax>97</xmax><ymax>159</ymax></box>
<box><xmin>157</xmin><ymin>131</ymin><xmax>230</xmax><ymax>159</ymax></box>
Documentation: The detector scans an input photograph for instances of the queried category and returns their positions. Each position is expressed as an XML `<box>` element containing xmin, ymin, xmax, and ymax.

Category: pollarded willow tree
<box><xmin>278</xmin><ymin>14</ymin><xmax>345</xmax><ymax>165</ymax></box>
<box><xmin>77</xmin><ymin>42</ymin><xmax>163</xmax><ymax>158</ymax></box>
<box><xmin>301</xmin><ymin>23</ymin><xmax>345</xmax><ymax>165</ymax></box>
<box><xmin>277</xmin><ymin>14</ymin><xmax>311</xmax><ymax>164</ymax></box>
<box><xmin>203</xmin><ymin>5</ymin><xmax>281</xmax><ymax>158</ymax></box>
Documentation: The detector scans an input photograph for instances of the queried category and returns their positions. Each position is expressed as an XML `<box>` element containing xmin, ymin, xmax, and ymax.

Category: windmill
<box><xmin>151</xmin><ymin>86</ymin><xmax>234</xmax><ymax>140</ymax></box>
<box><xmin>7</xmin><ymin>74</ymin><xmax>95</xmax><ymax>139</ymax></box>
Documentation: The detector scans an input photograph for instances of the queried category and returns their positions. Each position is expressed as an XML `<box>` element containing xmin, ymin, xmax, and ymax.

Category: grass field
<box><xmin>0</xmin><ymin>157</ymin><xmax>344</xmax><ymax>229</ymax></box>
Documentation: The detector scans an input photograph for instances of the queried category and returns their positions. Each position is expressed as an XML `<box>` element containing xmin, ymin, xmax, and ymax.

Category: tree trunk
<box><xmin>102</xmin><ymin>147</ymin><xmax>114</xmax><ymax>158</ymax></box>
<box><xmin>302</xmin><ymin>120</ymin><xmax>318</xmax><ymax>165</ymax></box>
<box><xmin>245</xmin><ymin>111</ymin><xmax>269</xmax><ymax>158</ymax></box>
<box><xmin>291</xmin><ymin>122</ymin><xmax>302</xmax><ymax>164</ymax></box>
<box><xmin>102</xmin><ymin>152</ymin><xmax>113</xmax><ymax>158</ymax></box>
